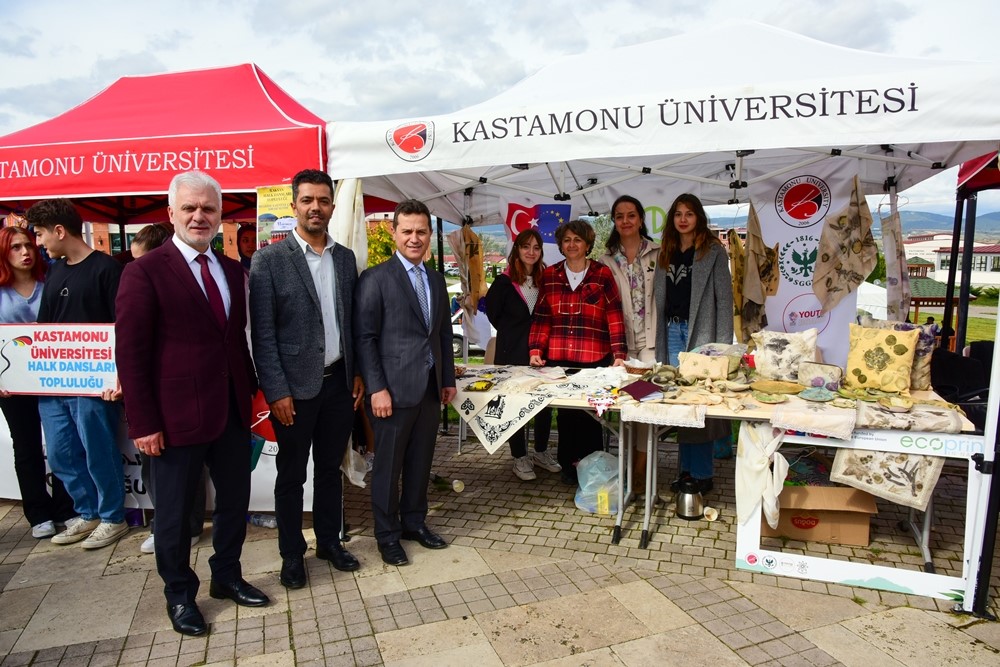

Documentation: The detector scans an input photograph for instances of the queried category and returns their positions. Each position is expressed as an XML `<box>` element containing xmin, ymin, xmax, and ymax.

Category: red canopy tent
<box><xmin>0</xmin><ymin>63</ymin><xmax>327</xmax><ymax>223</ymax></box>
<box><xmin>940</xmin><ymin>150</ymin><xmax>1000</xmax><ymax>351</ymax></box>
<box><xmin>958</xmin><ymin>151</ymin><xmax>1000</xmax><ymax>194</ymax></box>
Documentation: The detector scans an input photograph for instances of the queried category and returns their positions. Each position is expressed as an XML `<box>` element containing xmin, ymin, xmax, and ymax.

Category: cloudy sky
<box><xmin>1</xmin><ymin>0</ymin><xmax>998</xmax><ymax>214</ymax></box>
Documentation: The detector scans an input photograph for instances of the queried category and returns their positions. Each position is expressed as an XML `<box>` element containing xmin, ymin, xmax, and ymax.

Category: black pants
<box><xmin>0</xmin><ymin>394</ymin><xmax>75</xmax><ymax>527</ymax></box>
<box><xmin>550</xmin><ymin>356</ymin><xmax>610</xmax><ymax>470</ymax></box>
<box><xmin>508</xmin><ymin>407</ymin><xmax>553</xmax><ymax>458</ymax></box>
<box><xmin>152</xmin><ymin>395</ymin><xmax>250</xmax><ymax>606</ymax></box>
<box><xmin>368</xmin><ymin>371</ymin><xmax>439</xmax><ymax>544</ymax></box>
<box><xmin>140</xmin><ymin>454</ymin><xmax>206</xmax><ymax>536</ymax></box>
<box><xmin>271</xmin><ymin>360</ymin><xmax>355</xmax><ymax>558</ymax></box>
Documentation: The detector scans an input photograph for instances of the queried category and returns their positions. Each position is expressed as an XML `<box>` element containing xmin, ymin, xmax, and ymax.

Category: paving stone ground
<box><xmin>1</xmin><ymin>430</ymin><xmax>999</xmax><ymax>666</ymax></box>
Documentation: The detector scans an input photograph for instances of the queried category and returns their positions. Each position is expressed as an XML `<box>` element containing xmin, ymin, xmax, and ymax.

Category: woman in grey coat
<box><xmin>653</xmin><ymin>193</ymin><xmax>734</xmax><ymax>494</ymax></box>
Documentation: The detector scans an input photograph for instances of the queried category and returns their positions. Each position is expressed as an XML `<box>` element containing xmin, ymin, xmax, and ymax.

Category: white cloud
<box><xmin>0</xmin><ymin>0</ymin><xmax>998</xmax><ymax>211</ymax></box>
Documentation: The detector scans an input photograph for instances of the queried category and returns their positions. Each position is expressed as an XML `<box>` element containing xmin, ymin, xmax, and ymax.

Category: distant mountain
<box><xmin>702</xmin><ymin>210</ymin><xmax>1000</xmax><ymax>241</ymax></box>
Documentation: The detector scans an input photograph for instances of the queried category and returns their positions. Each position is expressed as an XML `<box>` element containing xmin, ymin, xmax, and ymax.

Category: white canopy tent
<box><xmin>328</xmin><ymin>22</ymin><xmax>1000</xmax><ymax>613</ymax></box>
<box><xmin>328</xmin><ymin>21</ymin><xmax>1000</xmax><ymax>225</ymax></box>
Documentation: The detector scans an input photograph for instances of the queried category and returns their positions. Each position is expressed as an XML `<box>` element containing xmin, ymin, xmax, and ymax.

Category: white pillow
<box><xmin>750</xmin><ymin>328</ymin><xmax>819</xmax><ymax>382</ymax></box>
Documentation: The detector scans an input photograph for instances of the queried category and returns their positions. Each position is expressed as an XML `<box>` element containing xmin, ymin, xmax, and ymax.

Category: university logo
<box><xmin>779</xmin><ymin>235</ymin><xmax>818</xmax><ymax>287</ymax></box>
<box><xmin>781</xmin><ymin>293</ymin><xmax>831</xmax><ymax>334</ymax></box>
<box><xmin>386</xmin><ymin>121</ymin><xmax>435</xmax><ymax>162</ymax></box>
<box><xmin>775</xmin><ymin>175</ymin><xmax>831</xmax><ymax>228</ymax></box>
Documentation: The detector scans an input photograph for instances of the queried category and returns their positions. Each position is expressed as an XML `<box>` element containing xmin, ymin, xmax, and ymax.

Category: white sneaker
<box><xmin>531</xmin><ymin>450</ymin><xmax>562</xmax><ymax>473</ymax></box>
<box><xmin>31</xmin><ymin>520</ymin><xmax>56</xmax><ymax>539</ymax></box>
<box><xmin>81</xmin><ymin>521</ymin><xmax>129</xmax><ymax>549</ymax></box>
<box><xmin>51</xmin><ymin>516</ymin><xmax>100</xmax><ymax>545</ymax></box>
<box><xmin>513</xmin><ymin>456</ymin><xmax>537</xmax><ymax>481</ymax></box>
<box><xmin>142</xmin><ymin>533</ymin><xmax>201</xmax><ymax>554</ymax></box>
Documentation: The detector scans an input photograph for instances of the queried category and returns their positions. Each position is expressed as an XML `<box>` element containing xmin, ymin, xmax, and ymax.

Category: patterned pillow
<box><xmin>678</xmin><ymin>352</ymin><xmax>731</xmax><ymax>380</ymax></box>
<box><xmin>798</xmin><ymin>361</ymin><xmax>843</xmax><ymax>391</ymax></box>
<box><xmin>845</xmin><ymin>324</ymin><xmax>919</xmax><ymax>395</ymax></box>
<box><xmin>750</xmin><ymin>328</ymin><xmax>819</xmax><ymax>382</ymax></box>
<box><xmin>857</xmin><ymin>315</ymin><xmax>936</xmax><ymax>391</ymax></box>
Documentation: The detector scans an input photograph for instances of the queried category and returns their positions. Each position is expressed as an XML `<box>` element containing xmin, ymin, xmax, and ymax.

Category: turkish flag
<box><xmin>504</xmin><ymin>203</ymin><xmax>538</xmax><ymax>241</ymax></box>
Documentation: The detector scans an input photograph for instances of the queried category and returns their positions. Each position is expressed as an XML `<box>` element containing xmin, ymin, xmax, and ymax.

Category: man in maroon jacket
<box><xmin>115</xmin><ymin>170</ymin><xmax>268</xmax><ymax>637</ymax></box>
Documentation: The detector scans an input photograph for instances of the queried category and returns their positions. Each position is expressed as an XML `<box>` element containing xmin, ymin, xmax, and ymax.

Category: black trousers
<box><xmin>140</xmin><ymin>453</ymin><xmax>206</xmax><ymax>536</ymax></box>
<box><xmin>368</xmin><ymin>371</ymin><xmax>439</xmax><ymax>544</ymax></box>
<box><xmin>507</xmin><ymin>406</ymin><xmax>553</xmax><ymax>458</ymax></box>
<box><xmin>550</xmin><ymin>356</ymin><xmax>610</xmax><ymax>470</ymax></box>
<box><xmin>152</xmin><ymin>394</ymin><xmax>250</xmax><ymax>606</ymax></box>
<box><xmin>0</xmin><ymin>394</ymin><xmax>75</xmax><ymax>527</ymax></box>
<box><xmin>270</xmin><ymin>359</ymin><xmax>355</xmax><ymax>558</ymax></box>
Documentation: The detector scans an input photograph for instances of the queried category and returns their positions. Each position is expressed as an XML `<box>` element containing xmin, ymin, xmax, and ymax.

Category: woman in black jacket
<box><xmin>485</xmin><ymin>228</ymin><xmax>558</xmax><ymax>481</ymax></box>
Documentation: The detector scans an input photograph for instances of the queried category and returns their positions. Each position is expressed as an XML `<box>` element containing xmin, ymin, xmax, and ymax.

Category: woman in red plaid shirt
<box><xmin>529</xmin><ymin>220</ymin><xmax>626</xmax><ymax>485</ymax></box>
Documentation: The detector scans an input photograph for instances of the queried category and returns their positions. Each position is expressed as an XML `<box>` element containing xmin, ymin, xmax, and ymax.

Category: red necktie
<box><xmin>195</xmin><ymin>254</ymin><xmax>227</xmax><ymax>329</ymax></box>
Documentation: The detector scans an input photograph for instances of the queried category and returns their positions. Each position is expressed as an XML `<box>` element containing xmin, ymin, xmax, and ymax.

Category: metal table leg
<box><xmin>901</xmin><ymin>497</ymin><xmax>936</xmax><ymax>573</ymax></box>
<box><xmin>612</xmin><ymin>421</ymin><xmax>632</xmax><ymax>544</ymax></box>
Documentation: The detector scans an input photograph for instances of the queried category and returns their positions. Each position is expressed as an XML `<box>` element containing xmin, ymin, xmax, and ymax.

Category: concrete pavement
<box><xmin>2</xmin><ymin>432</ymin><xmax>999</xmax><ymax>666</ymax></box>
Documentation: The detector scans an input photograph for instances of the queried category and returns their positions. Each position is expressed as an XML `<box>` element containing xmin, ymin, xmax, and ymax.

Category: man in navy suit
<box><xmin>250</xmin><ymin>169</ymin><xmax>364</xmax><ymax>588</ymax></box>
<box><xmin>116</xmin><ymin>171</ymin><xmax>268</xmax><ymax>637</ymax></box>
<box><xmin>354</xmin><ymin>199</ymin><xmax>456</xmax><ymax>566</ymax></box>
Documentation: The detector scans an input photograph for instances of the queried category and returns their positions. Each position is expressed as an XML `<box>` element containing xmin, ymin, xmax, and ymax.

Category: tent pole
<box><xmin>436</xmin><ymin>215</ymin><xmax>450</xmax><ymax>435</ymax></box>
<box><xmin>941</xmin><ymin>196</ymin><xmax>965</xmax><ymax>351</ymax></box>
<box><xmin>956</xmin><ymin>195</ymin><xmax>978</xmax><ymax>352</ymax></box>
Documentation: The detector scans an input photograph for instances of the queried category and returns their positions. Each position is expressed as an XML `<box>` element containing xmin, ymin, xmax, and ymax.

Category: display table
<box><xmin>451</xmin><ymin>364</ymin><xmax>989</xmax><ymax>606</ymax></box>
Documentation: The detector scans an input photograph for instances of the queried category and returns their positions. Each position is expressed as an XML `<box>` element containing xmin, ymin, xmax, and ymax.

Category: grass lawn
<box><xmin>961</xmin><ymin>317</ymin><xmax>999</xmax><ymax>342</ymax></box>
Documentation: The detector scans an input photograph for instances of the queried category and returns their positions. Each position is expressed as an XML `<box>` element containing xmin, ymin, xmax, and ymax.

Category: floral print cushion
<box><xmin>678</xmin><ymin>352</ymin><xmax>732</xmax><ymax>380</ymax></box>
<box><xmin>750</xmin><ymin>328</ymin><xmax>819</xmax><ymax>382</ymax></box>
<box><xmin>857</xmin><ymin>315</ymin><xmax>936</xmax><ymax>391</ymax></box>
<box><xmin>797</xmin><ymin>361</ymin><xmax>843</xmax><ymax>391</ymax></box>
<box><xmin>845</xmin><ymin>324</ymin><xmax>919</xmax><ymax>395</ymax></box>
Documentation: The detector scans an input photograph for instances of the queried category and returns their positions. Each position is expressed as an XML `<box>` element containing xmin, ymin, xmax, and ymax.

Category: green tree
<box><xmin>367</xmin><ymin>221</ymin><xmax>395</xmax><ymax>267</ymax></box>
<box><xmin>866</xmin><ymin>250</ymin><xmax>886</xmax><ymax>284</ymax></box>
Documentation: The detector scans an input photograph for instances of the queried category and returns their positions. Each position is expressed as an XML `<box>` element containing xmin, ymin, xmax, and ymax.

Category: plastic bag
<box><xmin>341</xmin><ymin>445</ymin><xmax>367</xmax><ymax>488</ymax></box>
<box><xmin>574</xmin><ymin>451</ymin><xmax>619</xmax><ymax>515</ymax></box>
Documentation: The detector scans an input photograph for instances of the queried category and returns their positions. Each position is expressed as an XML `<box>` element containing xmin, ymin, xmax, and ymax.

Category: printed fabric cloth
<box><xmin>770</xmin><ymin>401</ymin><xmax>857</xmax><ymax>441</ymax></box>
<box><xmin>735</xmin><ymin>421</ymin><xmax>788</xmax><ymax>528</ymax></box>
<box><xmin>741</xmin><ymin>204</ymin><xmax>779</xmax><ymax>345</ymax></box>
<box><xmin>855</xmin><ymin>401</ymin><xmax>965</xmax><ymax>433</ymax></box>
<box><xmin>879</xmin><ymin>209</ymin><xmax>912</xmax><ymax>322</ymax></box>
<box><xmin>831</xmin><ymin>447</ymin><xmax>944</xmax><ymax>512</ymax></box>
<box><xmin>812</xmin><ymin>174</ymin><xmax>878</xmax><ymax>313</ymax></box>
<box><xmin>728</xmin><ymin>229</ymin><xmax>745</xmax><ymax>343</ymax></box>
<box><xmin>454</xmin><ymin>390</ymin><xmax>554</xmax><ymax>455</ymax></box>
<box><xmin>620</xmin><ymin>402</ymin><xmax>706</xmax><ymax>428</ymax></box>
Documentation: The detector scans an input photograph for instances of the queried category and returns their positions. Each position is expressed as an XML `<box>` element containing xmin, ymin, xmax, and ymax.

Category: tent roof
<box><xmin>958</xmin><ymin>151</ymin><xmax>1000</xmax><ymax>194</ymax></box>
<box><xmin>0</xmin><ymin>63</ymin><xmax>326</xmax><ymax>207</ymax></box>
<box><xmin>328</xmin><ymin>21</ymin><xmax>1000</xmax><ymax>226</ymax></box>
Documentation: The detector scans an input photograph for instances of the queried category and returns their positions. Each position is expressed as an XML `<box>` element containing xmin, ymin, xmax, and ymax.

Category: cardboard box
<box><xmin>761</xmin><ymin>485</ymin><xmax>878</xmax><ymax>547</ymax></box>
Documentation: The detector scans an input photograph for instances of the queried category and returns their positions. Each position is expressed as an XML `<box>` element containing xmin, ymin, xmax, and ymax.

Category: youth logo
<box><xmin>779</xmin><ymin>236</ymin><xmax>818</xmax><ymax>287</ymax></box>
<box><xmin>386</xmin><ymin>121</ymin><xmax>435</xmax><ymax>162</ymax></box>
<box><xmin>775</xmin><ymin>175</ymin><xmax>831</xmax><ymax>228</ymax></box>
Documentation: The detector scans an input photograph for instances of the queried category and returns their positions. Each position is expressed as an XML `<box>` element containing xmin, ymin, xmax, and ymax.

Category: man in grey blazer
<box><xmin>354</xmin><ymin>199</ymin><xmax>456</xmax><ymax>566</ymax></box>
<box><xmin>249</xmin><ymin>169</ymin><xmax>364</xmax><ymax>588</ymax></box>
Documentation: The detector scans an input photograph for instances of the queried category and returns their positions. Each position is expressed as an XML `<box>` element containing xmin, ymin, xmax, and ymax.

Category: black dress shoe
<box><xmin>209</xmin><ymin>578</ymin><xmax>270</xmax><ymax>607</ymax></box>
<box><xmin>168</xmin><ymin>603</ymin><xmax>208</xmax><ymax>636</ymax></box>
<box><xmin>280</xmin><ymin>557</ymin><xmax>307</xmax><ymax>589</ymax></box>
<box><xmin>401</xmin><ymin>526</ymin><xmax>448</xmax><ymax>550</ymax></box>
<box><xmin>696</xmin><ymin>477</ymin><xmax>714</xmax><ymax>495</ymax></box>
<box><xmin>316</xmin><ymin>542</ymin><xmax>360</xmax><ymax>572</ymax></box>
<box><xmin>377</xmin><ymin>540</ymin><xmax>409</xmax><ymax>566</ymax></box>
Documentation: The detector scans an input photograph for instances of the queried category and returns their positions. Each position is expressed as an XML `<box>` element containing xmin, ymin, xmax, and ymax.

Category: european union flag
<box><xmin>534</xmin><ymin>204</ymin><xmax>572</xmax><ymax>242</ymax></box>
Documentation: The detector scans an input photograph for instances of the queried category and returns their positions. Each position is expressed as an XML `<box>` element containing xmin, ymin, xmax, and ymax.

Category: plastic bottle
<box><xmin>247</xmin><ymin>513</ymin><xmax>277</xmax><ymax>529</ymax></box>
